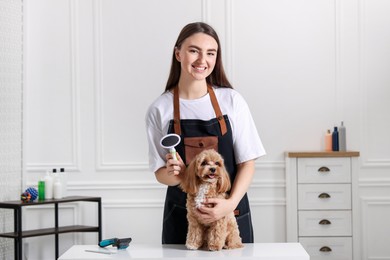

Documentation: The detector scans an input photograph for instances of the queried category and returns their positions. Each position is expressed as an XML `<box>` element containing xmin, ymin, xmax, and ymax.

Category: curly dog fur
<box><xmin>180</xmin><ymin>149</ymin><xmax>243</xmax><ymax>251</ymax></box>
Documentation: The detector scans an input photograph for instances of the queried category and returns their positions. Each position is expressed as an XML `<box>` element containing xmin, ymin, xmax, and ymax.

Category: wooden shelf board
<box><xmin>286</xmin><ymin>151</ymin><xmax>360</xmax><ymax>158</ymax></box>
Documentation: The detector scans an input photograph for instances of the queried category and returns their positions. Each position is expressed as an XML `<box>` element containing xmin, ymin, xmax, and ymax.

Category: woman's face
<box><xmin>175</xmin><ymin>32</ymin><xmax>218</xmax><ymax>82</ymax></box>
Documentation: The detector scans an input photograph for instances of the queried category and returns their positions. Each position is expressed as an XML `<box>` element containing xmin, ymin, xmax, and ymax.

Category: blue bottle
<box><xmin>332</xmin><ymin>126</ymin><xmax>339</xmax><ymax>151</ymax></box>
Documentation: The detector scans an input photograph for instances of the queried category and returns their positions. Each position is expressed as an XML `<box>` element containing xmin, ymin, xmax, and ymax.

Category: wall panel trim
<box><xmin>103</xmin><ymin>199</ymin><xmax>164</xmax><ymax>209</ymax></box>
<box><xmin>359</xmin><ymin>178</ymin><xmax>390</xmax><ymax>187</ymax></box>
<box><xmin>358</xmin><ymin>0</ymin><xmax>390</xmax><ymax>169</ymax></box>
<box><xmin>360</xmin><ymin>196</ymin><xmax>390</xmax><ymax>260</ymax></box>
<box><xmin>66</xmin><ymin>181</ymin><xmax>165</xmax><ymax>191</ymax></box>
<box><xmin>22</xmin><ymin>179</ymin><xmax>285</xmax><ymax>191</ymax></box>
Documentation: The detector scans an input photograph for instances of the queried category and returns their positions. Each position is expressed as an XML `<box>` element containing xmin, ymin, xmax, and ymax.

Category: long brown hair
<box><xmin>165</xmin><ymin>22</ymin><xmax>232</xmax><ymax>92</ymax></box>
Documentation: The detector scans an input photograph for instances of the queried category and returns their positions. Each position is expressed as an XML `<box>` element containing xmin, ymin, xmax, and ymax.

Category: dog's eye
<box><xmin>201</xmin><ymin>160</ymin><xmax>207</xmax><ymax>166</ymax></box>
<box><xmin>215</xmin><ymin>162</ymin><xmax>221</xmax><ymax>166</ymax></box>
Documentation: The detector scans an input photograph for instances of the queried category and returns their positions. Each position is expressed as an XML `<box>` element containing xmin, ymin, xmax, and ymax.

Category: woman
<box><xmin>145</xmin><ymin>22</ymin><xmax>265</xmax><ymax>244</ymax></box>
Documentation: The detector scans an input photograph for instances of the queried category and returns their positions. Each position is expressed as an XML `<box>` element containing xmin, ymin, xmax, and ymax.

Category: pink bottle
<box><xmin>325</xmin><ymin>129</ymin><xmax>332</xmax><ymax>152</ymax></box>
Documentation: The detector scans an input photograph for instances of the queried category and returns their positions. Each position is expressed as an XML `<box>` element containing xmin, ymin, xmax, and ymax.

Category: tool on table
<box><xmin>98</xmin><ymin>237</ymin><xmax>132</xmax><ymax>250</ymax></box>
<box><xmin>85</xmin><ymin>249</ymin><xmax>115</xmax><ymax>255</ymax></box>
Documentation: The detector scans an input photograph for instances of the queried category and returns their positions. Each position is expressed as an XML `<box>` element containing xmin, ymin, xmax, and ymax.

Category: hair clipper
<box><xmin>98</xmin><ymin>237</ymin><xmax>132</xmax><ymax>250</ymax></box>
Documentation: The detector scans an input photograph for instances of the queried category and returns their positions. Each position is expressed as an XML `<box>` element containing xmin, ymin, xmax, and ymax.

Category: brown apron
<box><xmin>161</xmin><ymin>85</ymin><xmax>254</xmax><ymax>244</ymax></box>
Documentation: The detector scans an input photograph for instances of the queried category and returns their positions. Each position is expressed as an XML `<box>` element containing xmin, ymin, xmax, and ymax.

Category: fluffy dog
<box><xmin>180</xmin><ymin>149</ymin><xmax>243</xmax><ymax>251</ymax></box>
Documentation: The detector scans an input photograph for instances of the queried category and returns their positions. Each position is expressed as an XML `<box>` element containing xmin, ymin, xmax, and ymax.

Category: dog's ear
<box><xmin>179</xmin><ymin>157</ymin><xmax>199</xmax><ymax>195</ymax></box>
<box><xmin>217</xmin><ymin>160</ymin><xmax>231</xmax><ymax>193</ymax></box>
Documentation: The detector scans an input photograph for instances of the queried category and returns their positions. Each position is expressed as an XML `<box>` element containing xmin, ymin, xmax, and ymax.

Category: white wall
<box><xmin>23</xmin><ymin>0</ymin><xmax>390</xmax><ymax>259</ymax></box>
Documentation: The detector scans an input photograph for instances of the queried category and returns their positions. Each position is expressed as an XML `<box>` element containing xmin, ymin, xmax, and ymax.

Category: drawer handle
<box><xmin>318</xmin><ymin>193</ymin><xmax>331</xmax><ymax>199</ymax></box>
<box><xmin>319</xmin><ymin>246</ymin><xmax>332</xmax><ymax>252</ymax></box>
<box><xmin>318</xmin><ymin>166</ymin><xmax>330</xmax><ymax>173</ymax></box>
<box><xmin>319</xmin><ymin>219</ymin><xmax>332</xmax><ymax>225</ymax></box>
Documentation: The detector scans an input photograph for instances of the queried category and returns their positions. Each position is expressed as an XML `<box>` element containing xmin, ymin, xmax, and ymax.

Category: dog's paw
<box><xmin>223</xmin><ymin>242</ymin><xmax>244</xmax><ymax>249</ymax></box>
<box><xmin>208</xmin><ymin>246</ymin><xmax>223</xmax><ymax>251</ymax></box>
<box><xmin>186</xmin><ymin>243</ymin><xmax>200</xmax><ymax>250</ymax></box>
<box><xmin>207</xmin><ymin>243</ymin><xmax>223</xmax><ymax>251</ymax></box>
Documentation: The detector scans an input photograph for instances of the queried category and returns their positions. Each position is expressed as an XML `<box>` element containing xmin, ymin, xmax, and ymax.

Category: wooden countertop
<box><xmin>286</xmin><ymin>151</ymin><xmax>360</xmax><ymax>158</ymax></box>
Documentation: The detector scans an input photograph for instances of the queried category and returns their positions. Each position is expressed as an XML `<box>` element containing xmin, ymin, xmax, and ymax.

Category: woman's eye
<box><xmin>189</xmin><ymin>49</ymin><xmax>198</xmax><ymax>54</ymax></box>
<box><xmin>208</xmin><ymin>52</ymin><xmax>215</xmax><ymax>56</ymax></box>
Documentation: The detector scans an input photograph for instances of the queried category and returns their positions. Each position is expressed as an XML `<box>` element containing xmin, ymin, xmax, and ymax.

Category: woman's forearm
<box><xmin>155</xmin><ymin>166</ymin><xmax>181</xmax><ymax>186</ymax></box>
<box><xmin>228</xmin><ymin>160</ymin><xmax>255</xmax><ymax>207</ymax></box>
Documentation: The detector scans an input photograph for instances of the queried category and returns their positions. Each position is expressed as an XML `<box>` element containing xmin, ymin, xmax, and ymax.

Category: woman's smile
<box><xmin>192</xmin><ymin>65</ymin><xmax>207</xmax><ymax>72</ymax></box>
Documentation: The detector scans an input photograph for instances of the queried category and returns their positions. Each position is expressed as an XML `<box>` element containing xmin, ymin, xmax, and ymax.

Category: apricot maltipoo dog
<box><xmin>180</xmin><ymin>149</ymin><xmax>243</xmax><ymax>251</ymax></box>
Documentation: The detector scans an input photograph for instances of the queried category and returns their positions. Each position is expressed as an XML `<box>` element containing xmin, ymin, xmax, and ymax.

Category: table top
<box><xmin>58</xmin><ymin>243</ymin><xmax>309</xmax><ymax>260</ymax></box>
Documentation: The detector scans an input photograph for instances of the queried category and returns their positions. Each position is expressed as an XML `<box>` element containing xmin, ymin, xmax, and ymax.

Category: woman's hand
<box><xmin>165</xmin><ymin>152</ymin><xmax>186</xmax><ymax>176</ymax></box>
<box><xmin>155</xmin><ymin>152</ymin><xmax>186</xmax><ymax>186</ymax></box>
<box><xmin>196</xmin><ymin>197</ymin><xmax>235</xmax><ymax>224</ymax></box>
<box><xmin>192</xmin><ymin>160</ymin><xmax>255</xmax><ymax>224</ymax></box>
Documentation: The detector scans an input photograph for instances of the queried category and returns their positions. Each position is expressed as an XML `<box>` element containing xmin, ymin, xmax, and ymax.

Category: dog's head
<box><xmin>180</xmin><ymin>149</ymin><xmax>231</xmax><ymax>195</ymax></box>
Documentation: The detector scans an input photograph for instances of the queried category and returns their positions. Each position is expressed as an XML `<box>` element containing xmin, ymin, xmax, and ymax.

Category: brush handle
<box><xmin>169</xmin><ymin>148</ymin><xmax>177</xmax><ymax>161</ymax></box>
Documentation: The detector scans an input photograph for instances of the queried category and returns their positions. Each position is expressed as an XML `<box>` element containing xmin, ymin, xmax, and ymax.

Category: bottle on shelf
<box><xmin>44</xmin><ymin>170</ymin><xmax>54</xmax><ymax>199</ymax></box>
<box><xmin>53</xmin><ymin>176</ymin><xmax>63</xmax><ymax>199</ymax></box>
<box><xmin>325</xmin><ymin>129</ymin><xmax>332</xmax><ymax>152</ymax></box>
<box><xmin>59</xmin><ymin>168</ymin><xmax>67</xmax><ymax>197</ymax></box>
<box><xmin>38</xmin><ymin>179</ymin><xmax>45</xmax><ymax>200</ymax></box>
<box><xmin>339</xmin><ymin>121</ymin><xmax>346</xmax><ymax>151</ymax></box>
<box><xmin>332</xmin><ymin>126</ymin><xmax>339</xmax><ymax>151</ymax></box>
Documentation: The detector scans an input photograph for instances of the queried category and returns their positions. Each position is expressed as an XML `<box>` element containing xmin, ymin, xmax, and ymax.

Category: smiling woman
<box><xmin>145</xmin><ymin>22</ymin><xmax>266</xmax><ymax>245</ymax></box>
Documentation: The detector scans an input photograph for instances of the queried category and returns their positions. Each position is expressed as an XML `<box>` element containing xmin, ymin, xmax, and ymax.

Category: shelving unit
<box><xmin>0</xmin><ymin>196</ymin><xmax>102</xmax><ymax>260</ymax></box>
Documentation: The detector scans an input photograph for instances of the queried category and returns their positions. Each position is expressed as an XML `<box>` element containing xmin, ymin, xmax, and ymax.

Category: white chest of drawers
<box><xmin>286</xmin><ymin>152</ymin><xmax>360</xmax><ymax>260</ymax></box>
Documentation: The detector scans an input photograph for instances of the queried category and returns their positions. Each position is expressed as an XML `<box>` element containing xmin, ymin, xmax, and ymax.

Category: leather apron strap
<box><xmin>173</xmin><ymin>85</ymin><xmax>227</xmax><ymax>136</ymax></box>
<box><xmin>173</xmin><ymin>87</ymin><xmax>181</xmax><ymax>135</ymax></box>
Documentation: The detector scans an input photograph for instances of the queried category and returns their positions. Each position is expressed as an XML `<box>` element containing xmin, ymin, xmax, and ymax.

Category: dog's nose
<box><xmin>210</xmin><ymin>167</ymin><xmax>216</xmax><ymax>173</ymax></box>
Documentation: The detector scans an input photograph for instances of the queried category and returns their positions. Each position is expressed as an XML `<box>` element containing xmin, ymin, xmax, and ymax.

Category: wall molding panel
<box><xmin>66</xmin><ymin>181</ymin><xmax>165</xmax><ymax>191</ymax></box>
<box><xmin>95</xmin><ymin>162</ymin><xmax>149</xmax><ymax>172</ymax></box>
<box><xmin>250</xmin><ymin>198</ymin><xmax>286</xmax><ymax>207</ymax></box>
<box><xmin>101</xmin><ymin>198</ymin><xmax>286</xmax><ymax>209</ymax></box>
<box><xmin>94</xmin><ymin>160</ymin><xmax>285</xmax><ymax>172</ymax></box>
<box><xmin>334</xmin><ymin>0</ymin><xmax>344</xmax><ymax>121</ymax></box>
<box><xmin>358</xmin><ymin>0</ymin><xmax>390</xmax><ymax>169</ymax></box>
<box><xmin>24</xmin><ymin>0</ymin><xmax>82</xmax><ymax>172</ymax></box>
<box><xmin>360</xmin><ymin>197</ymin><xmax>390</xmax><ymax>260</ymax></box>
<box><xmin>359</xmin><ymin>178</ymin><xmax>390</xmax><ymax>188</ymax></box>
<box><xmin>201</xmin><ymin>0</ymin><xmax>210</xmax><ymax>22</ymax></box>
<box><xmin>361</xmin><ymin>159</ymin><xmax>390</xmax><ymax>169</ymax></box>
<box><xmin>25</xmin><ymin>179</ymin><xmax>285</xmax><ymax>192</ymax></box>
<box><xmin>68</xmin><ymin>0</ymin><xmax>82</xmax><ymax>172</ymax></box>
<box><xmin>92</xmin><ymin>0</ymin><xmax>106</xmax><ymax>172</ymax></box>
<box><xmin>224</xmin><ymin>0</ymin><xmax>234</xmax><ymax>80</ymax></box>
<box><xmin>251</xmin><ymin>180</ymin><xmax>285</xmax><ymax>189</ymax></box>
<box><xmin>103</xmin><ymin>199</ymin><xmax>164</xmax><ymax>209</ymax></box>
<box><xmin>93</xmin><ymin>0</ymin><xmax>210</xmax><ymax>170</ymax></box>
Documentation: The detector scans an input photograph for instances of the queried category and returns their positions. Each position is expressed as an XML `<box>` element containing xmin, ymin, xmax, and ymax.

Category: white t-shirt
<box><xmin>145</xmin><ymin>87</ymin><xmax>266</xmax><ymax>173</ymax></box>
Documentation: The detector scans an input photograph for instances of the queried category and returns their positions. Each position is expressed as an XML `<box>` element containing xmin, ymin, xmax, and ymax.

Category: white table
<box><xmin>58</xmin><ymin>243</ymin><xmax>309</xmax><ymax>260</ymax></box>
